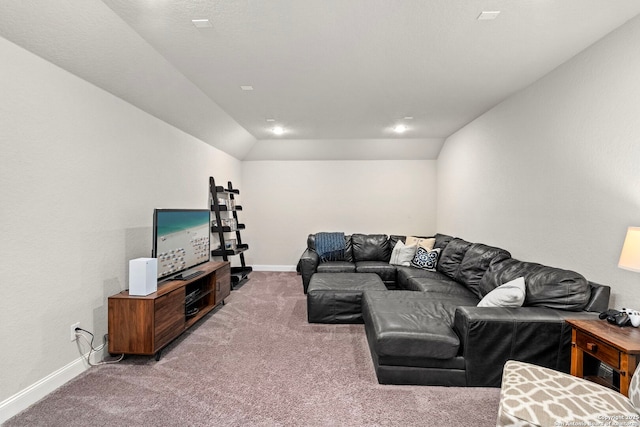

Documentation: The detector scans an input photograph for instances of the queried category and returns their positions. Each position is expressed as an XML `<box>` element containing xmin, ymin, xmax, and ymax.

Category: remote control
<box><xmin>599</xmin><ymin>309</ymin><xmax>619</xmax><ymax>320</ymax></box>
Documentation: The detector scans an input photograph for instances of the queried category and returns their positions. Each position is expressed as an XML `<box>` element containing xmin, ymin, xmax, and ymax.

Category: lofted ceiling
<box><xmin>1</xmin><ymin>1</ymin><xmax>640</xmax><ymax>160</ymax></box>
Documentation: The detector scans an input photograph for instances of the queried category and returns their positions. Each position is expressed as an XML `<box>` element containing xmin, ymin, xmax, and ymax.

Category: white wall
<box><xmin>243</xmin><ymin>138</ymin><xmax>444</xmax><ymax>161</ymax></box>
<box><xmin>0</xmin><ymin>37</ymin><xmax>241</xmax><ymax>406</ymax></box>
<box><xmin>241</xmin><ymin>160</ymin><xmax>437</xmax><ymax>268</ymax></box>
<box><xmin>437</xmin><ymin>15</ymin><xmax>640</xmax><ymax>308</ymax></box>
<box><xmin>0</xmin><ymin>1</ymin><xmax>258</xmax><ymax>160</ymax></box>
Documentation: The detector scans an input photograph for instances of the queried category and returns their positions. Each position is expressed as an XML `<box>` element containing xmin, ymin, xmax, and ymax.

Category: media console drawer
<box><xmin>154</xmin><ymin>288</ymin><xmax>185</xmax><ymax>350</ymax></box>
<box><xmin>215</xmin><ymin>263</ymin><xmax>231</xmax><ymax>303</ymax></box>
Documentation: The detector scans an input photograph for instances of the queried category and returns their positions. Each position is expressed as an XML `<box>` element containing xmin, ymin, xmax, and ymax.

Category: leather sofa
<box><xmin>298</xmin><ymin>232</ymin><xmax>611</xmax><ymax>387</ymax></box>
<box><xmin>299</xmin><ymin>233</ymin><xmax>403</xmax><ymax>292</ymax></box>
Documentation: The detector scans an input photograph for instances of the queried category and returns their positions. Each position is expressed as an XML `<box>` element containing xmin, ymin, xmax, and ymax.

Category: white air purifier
<box><xmin>129</xmin><ymin>258</ymin><xmax>158</xmax><ymax>296</ymax></box>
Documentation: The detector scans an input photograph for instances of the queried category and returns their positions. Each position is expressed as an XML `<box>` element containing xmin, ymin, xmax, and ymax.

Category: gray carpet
<box><xmin>6</xmin><ymin>271</ymin><xmax>500</xmax><ymax>426</ymax></box>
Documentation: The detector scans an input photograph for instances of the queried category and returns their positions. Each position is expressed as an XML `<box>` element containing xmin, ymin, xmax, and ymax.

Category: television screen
<box><xmin>152</xmin><ymin>209</ymin><xmax>211</xmax><ymax>281</ymax></box>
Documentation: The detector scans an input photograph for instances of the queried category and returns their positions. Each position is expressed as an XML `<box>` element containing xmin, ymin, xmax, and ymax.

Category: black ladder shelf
<box><xmin>210</xmin><ymin>177</ymin><xmax>252</xmax><ymax>289</ymax></box>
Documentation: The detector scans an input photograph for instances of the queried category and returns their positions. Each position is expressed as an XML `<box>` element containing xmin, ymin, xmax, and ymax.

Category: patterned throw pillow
<box><xmin>411</xmin><ymin>247</ymin><xmax>440</xmax><ymax>271</ymax></box>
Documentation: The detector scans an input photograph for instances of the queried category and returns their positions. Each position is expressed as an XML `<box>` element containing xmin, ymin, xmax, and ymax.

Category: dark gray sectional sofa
<box><xmin>299</xmin><ymin>233</ymin><xmax>406</xmax><ymax>292</ymax></box>
<box><xmin>298</xmin><ymin>233</ymin><xmax>611</xmax><ymax>387</ymax></box>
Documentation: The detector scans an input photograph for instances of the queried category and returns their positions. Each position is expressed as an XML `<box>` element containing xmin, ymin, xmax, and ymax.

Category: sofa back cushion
<box><xmin>388</xmin><ymin>235</ymin><xmax>404</xmax><ymax>250</ymax></box>
<box><xmin>437</xmin><ymin>238</ymin><xmax>472</xmax><ymax>279</ymax></box>
<box><xmin>457</xmin><ymin>243</ymin><xmax>511</xmax><ymax>298</ymax></box>
<box><xmin>479</xmin><ymin>258</ymin><xmax>591</xmax><ymax>311</ymax></box>
<box><xmin>434</xmin><ymin>233</ymin><xmax>454</xmax><ymax>250</ymax></box>
<box><xmin>307</xmin><ymin>233</ymin><xmax>353</xmax><ymax>262</ymax></box>
<box><xmin>352</xmin><ymin>234</ymin><xmax>390</xmax><ymax>262</ymax></box>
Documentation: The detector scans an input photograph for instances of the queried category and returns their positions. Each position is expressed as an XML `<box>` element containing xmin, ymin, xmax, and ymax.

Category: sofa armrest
<box><xmin>453</xmin><ymin>306</ymin><xmax>596</xmax><ymax>387</ymax></box>
<box><xmin>584</xmin><ymin>281</ymin><xmax>611</xmax><ymax>313</ymax></box>
<box><xmin>298</xmin><ymin>248</ymin><xmax>319</xmax><ymax>293</ymax></box>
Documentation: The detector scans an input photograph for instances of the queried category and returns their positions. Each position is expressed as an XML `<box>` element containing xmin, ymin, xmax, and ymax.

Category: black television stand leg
<box><xmin>155</xmin><ymin>350</ymin><xmax>162</xmax><ymax>361</ymax></box>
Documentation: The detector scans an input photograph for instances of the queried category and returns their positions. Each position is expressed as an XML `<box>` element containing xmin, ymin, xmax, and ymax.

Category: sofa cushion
<box><xmin>352</xmin><ymin>234</ymin><xmax>390</xmax><ymax>262</ymax></box>
<box><xmin>408</xmin><ymin>278</ymin><xmax>480</xmax><ymax>302</ymax></box>
<box><xmin>388</xmin><ymin>235</ymin><xmax>404</xmax><ymax>249</ymax></box>
<box><xmin>437</xmin><ymin>238</ymin><xmax>472</xmax><ymax>279</ymax></box>
<box><xmin>434</xmin><ymin>233</ymin><xmax>454</xmax><ymax>250</ymax></box>
<box><xmin>307</xmin><ymin>273</ymin><xmax>386</xmax><ymax>323</ymax></box>
<box><xmin>477</xmin><ymin>277</ymin><xmax>526</xmax><ymax>308</ymax></box>
<box><xmin>355</xmin><ymin>261</ymin><xmax>397</xmax><ymax>284</ymax></box>
<box><xmin>317</xmin><ymin>261</ymin><xmax>356</xmax><ymax>274</ymax></box>
<box><xmin>457</xmin><ymin>243</ymin><xmax>512</xmax><ymax>298</ymax></box>
<box><xmin>479</xmin><ymin>258</ymin><xmax>591</xmax><ymax>311</ymax></box>
<box><xmin>362</xmin><ymin>291</ymin><xmax>462</xmax><ymax>360</ymax></box>
<box><xmin>396</xmin><ymin>266</ymin><xmax>449</xmax><ymax>290</ymax></box>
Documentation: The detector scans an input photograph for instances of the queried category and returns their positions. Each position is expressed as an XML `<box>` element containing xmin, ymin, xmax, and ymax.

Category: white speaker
<box><xmin>129</xmin><ymin>258</ymin><xmax>158</xmax><ymax>296</ymax></box>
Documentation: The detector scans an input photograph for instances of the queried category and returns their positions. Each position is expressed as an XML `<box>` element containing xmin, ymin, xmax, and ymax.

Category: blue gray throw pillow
<box><xmin>411</xmin><ymin>247</ymin><xmax>440</xmax><ymax>271</ymax></box>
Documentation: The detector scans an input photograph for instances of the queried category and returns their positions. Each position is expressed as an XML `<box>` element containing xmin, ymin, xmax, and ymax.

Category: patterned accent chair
<box><xmin>497</xmin><ymin>360</ymin><xmax>640</xmax><ymax>427</ymax></box>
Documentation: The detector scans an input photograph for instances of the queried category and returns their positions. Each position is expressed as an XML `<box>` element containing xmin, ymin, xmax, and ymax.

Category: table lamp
<box><xmin>619</xmin><ymin>227</ymin><xmax>640</xmax><ymax>272</ymax></box>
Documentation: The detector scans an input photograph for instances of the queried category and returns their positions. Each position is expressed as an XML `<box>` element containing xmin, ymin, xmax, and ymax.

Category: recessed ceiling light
<box><xmin>192</xmin><ymin>19</ymin><xmax>213</xmax><ymax>28</ymax></box>
<box><xmin>403</xmin><ymin>116</ymin><xmax>414</xmax><ymax>120</ymax></box>
<box><xmin>477</xmin><ymin>11</ymin><xmax>500</xmax><ymax>20</ymax></box>
<box><xmin>272</xmin><ymin>126</ymin><xmax>285</xmax><ymax>135</ymax></box>
<box><xmin>265</xmin><ymin>118</ymin><xmax>276</xmax><ymax>122</ymax></box>
<box><xmin>240</xmin><ymin>85</ymin><xmax>254</xmax><ymax>91</ymax></box>
<box><xmin>393</xmin><ymin>124</ymin><xmax>407</xmax><ymax>134</ymax></box>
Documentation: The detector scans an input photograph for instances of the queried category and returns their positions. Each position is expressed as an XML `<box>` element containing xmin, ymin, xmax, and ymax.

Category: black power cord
<box><xmin>74</xmin><ymin>327</ymin><xmax>124</xmax><ymax>366</ymax></box>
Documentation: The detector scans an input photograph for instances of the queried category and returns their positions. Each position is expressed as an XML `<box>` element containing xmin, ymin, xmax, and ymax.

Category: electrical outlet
<box><xmin>70</xmin><ymin>322</ymin><xmax>80</xmax><ymax>342</ymax></box>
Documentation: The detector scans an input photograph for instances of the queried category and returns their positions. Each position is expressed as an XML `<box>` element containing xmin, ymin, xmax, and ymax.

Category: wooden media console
<box><xmin>108</xmin><ymin>261</ymin><xmax>230</xmax><ymax>360</ymax></box>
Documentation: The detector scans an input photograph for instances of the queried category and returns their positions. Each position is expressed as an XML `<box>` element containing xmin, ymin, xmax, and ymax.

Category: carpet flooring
<box><xmin>6</xmin><ymin>271</ymin><xmax>500</xmax><ymax>426</ymax></box>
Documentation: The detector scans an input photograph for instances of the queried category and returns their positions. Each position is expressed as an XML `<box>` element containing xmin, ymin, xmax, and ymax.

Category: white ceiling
<box><xmin>2</xmin><ymin>1</ymin><xmax>640</xmax><ymax>160</ymax></box>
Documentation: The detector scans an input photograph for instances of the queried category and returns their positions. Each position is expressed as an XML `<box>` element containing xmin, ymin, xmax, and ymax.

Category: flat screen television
<box><xmin>152</xmin><ymin>209</ymin><xmax>211</xmax><ymax>281</ymax></box>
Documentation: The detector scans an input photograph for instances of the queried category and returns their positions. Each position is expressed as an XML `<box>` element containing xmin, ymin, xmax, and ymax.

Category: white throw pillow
<box><xmin>477</xmin><ymin>277</ymin><xmax>526</xmax><ymax>308</ymax></box>
<box><xmin>389</xmin><ymin>241</ymin><xmax>418</xmax><ymax>266</ymax></box>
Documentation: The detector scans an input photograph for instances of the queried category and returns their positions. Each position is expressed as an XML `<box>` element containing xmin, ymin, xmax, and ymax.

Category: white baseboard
<box><xmin>0</xmin><ymin>344</ymin><xmax>106</xmax><ymax>424</ymax></box>
<box><xmin>0</xmin><ymin>355</ymin><xmax>90</xmax><ymax>423</ymax></box>
<box><xmin>251</xmin><ymin>265</ymin><xmax>297</xmax><ymax>272</ymax></box>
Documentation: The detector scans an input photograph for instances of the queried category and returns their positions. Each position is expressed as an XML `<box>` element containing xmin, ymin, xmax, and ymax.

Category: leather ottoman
<box><xmin>307</xmin><ymin>273</ymin><xmax>386</xmax><ymax>323</ymax></box>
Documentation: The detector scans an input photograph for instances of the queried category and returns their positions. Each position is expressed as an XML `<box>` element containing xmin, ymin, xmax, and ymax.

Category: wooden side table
<box><xmin>567</xmin><ymin>318</ymin><xmax>640</xmax><ymax>396</ymax></box>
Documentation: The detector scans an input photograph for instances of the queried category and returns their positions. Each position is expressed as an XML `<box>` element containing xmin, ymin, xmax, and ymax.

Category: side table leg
<box><xmin>571</xmin><ymin>329</ymin><xmax>584</xmax><ymax>379</ymax></box>
<box><xmin>620</xmin><ymin>354</ymin><xmax>637</xmax><ymax>397</ymax></box>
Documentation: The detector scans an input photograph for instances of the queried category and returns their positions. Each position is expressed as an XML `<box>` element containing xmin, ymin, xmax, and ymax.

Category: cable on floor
<box><xmin>74</xmin><ymin>327</ymin><xmax>124</xmax><ymax>366</ymax></box>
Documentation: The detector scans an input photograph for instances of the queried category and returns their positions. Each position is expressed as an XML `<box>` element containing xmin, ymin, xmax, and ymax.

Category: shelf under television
<box><xmin>184</xmin><ymin>288</ymin><xmax>214</xmax><ymax>308</ymax></box>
